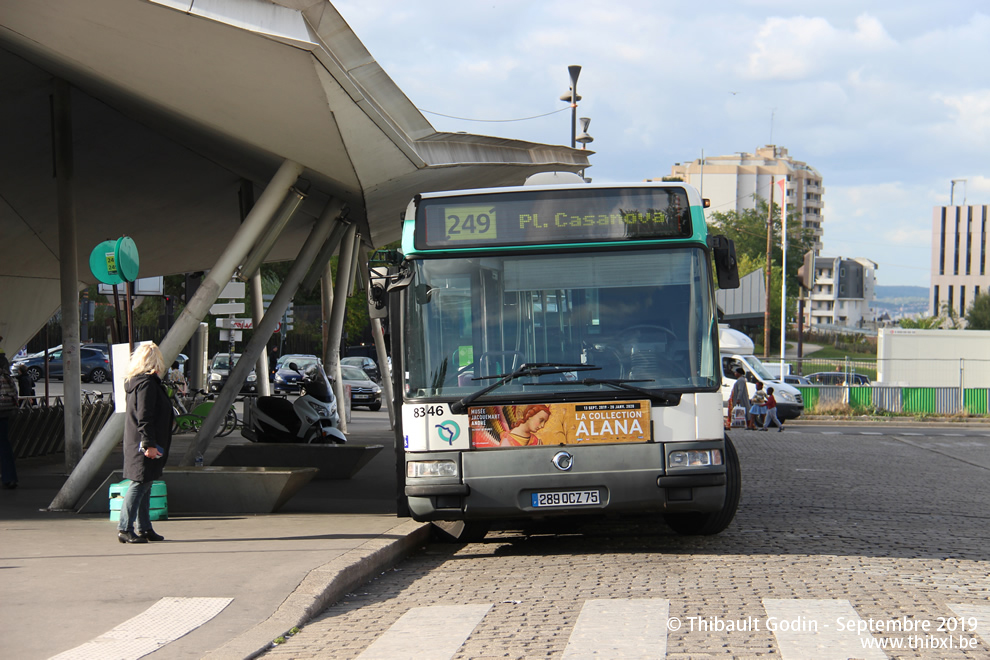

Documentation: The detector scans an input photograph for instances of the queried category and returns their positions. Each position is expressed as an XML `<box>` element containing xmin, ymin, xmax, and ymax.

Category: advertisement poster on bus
<box><xmin>469</xmin><ymin>400</ymin><xmax>651</xmax><ymax>448</ymax></box>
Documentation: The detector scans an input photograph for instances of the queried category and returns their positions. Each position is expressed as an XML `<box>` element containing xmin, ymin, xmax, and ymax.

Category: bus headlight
<box><xmin>668</xmin><ymin>449</ymin><xmax>723</xmax><ymax>468</ymax></box>
<box><xmin>407</xmin><ymin>460</ymin><xmax>459</xmax><ymax>478</ymax></box>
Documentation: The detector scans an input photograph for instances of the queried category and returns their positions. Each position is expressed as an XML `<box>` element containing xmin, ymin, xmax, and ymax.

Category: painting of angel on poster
<box><xmin>469</xmin><ymin>401</ymin><xmax>650</xmax><ymax>449</ymax></box>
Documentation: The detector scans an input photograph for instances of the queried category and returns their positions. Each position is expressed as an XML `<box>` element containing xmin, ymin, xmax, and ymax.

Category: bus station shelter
<box><xmin>0</xmin><ymin>0</ymin><xmax>589</xmax><ymax>509</ymax></box>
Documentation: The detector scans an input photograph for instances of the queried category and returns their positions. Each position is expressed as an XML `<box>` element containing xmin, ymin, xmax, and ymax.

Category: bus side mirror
<box><xmin>367</xmin><ymin>251</ymin><xmax>413</xmax><ymax>319</ymax></box>
<box><xmin>709</xmin><ymin>235</ymin><xmax>740</xmax><ymax>289</ymax></box>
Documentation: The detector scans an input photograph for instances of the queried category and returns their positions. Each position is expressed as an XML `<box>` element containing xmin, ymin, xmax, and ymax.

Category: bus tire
<box><xmin>431</xmin><ymin>520</ymin><xmax>490</xmax><ymax>544</ymax></box>
<box><xmin>663</xmin><ymin>434</ymin><xmax>740</xmax><ymax>536</ymax></box>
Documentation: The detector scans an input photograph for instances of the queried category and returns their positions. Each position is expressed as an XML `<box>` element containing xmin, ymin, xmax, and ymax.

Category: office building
<box><xmin>930</xmin><ymin>205</ymin><xmax>990</xmax><ymax>318</ymax></box>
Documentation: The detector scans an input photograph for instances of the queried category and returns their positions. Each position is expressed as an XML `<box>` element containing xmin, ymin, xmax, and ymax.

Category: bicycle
<box><xmin>165</xmin><ymin>382</ymin><xmax>238</xmax><ymax>437</ymax></box>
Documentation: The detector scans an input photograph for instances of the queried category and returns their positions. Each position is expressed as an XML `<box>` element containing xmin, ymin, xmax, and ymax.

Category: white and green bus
<box><xmin>369</xmin><ymin>173</ymin><xmax>741</xmax><ymax>541</ymax></box>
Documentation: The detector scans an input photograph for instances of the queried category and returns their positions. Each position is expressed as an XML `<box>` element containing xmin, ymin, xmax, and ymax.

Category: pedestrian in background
<box><xmin>118</xmin><ymin>343</ymin><xmax>173</xmax><ymax>544</ymax></box>
<box><xmin>763</xmin><ymin>386</ymin><xmax>783</xmax><ymax>432</ymax></box>
<box><xmin>0</xmin><ymin>353</ymin><xmax>20</xmax><ymax>489</ymax></box>
<box><xmin>729</xmin><ymin>367</ymin><xmax>751</xmax><ymax>429</ymax></box>
<box><xmin>749</xmin><ymin>382</ymin><xmax>768</xmax><ymax>427</ymax></box>
<box><xmin>15</xmin><ymin>363</ymin><xmax>35</xmax><ymax>406</ymax></box>
<box><xmin>166</xmin><ymin>360</ymin><xmax>186</xmax><ymax>396</ymax></box>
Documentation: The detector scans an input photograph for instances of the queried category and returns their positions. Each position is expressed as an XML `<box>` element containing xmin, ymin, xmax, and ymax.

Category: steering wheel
<box><xmin>617</xmin><ymin>324</ymin><xmax>689</xmax><ymax>380</ymax></box>
<box><xmin>618</xmin><ymin>324</ymin><xmax>678</xmax><ymax>342</ymax></box>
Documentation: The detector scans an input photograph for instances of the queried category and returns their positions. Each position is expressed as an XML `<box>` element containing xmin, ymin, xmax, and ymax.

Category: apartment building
<box><xmin>930</xmin><ymin>205</ymin><xmax>990</xmax><ymax>318</ymax></box>
<box><xmin>661</xmin><ymin>145</ymin><xmax>825</xmax><ymax>253</ymax></box>
<box><xmin>806</xmin><ymin>256</ymin><xmax>878</xmax><ymax>328</ymax></box>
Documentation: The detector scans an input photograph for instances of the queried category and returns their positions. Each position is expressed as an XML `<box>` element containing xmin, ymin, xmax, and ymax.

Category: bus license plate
<box><xmin>532</xmin><ymin>490</ymin><xmax>600</xmax><ymax>508</ymax></box>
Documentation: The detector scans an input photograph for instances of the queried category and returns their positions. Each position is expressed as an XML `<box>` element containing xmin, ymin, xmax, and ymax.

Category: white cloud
<box><xmin>933</xmin><ymin>90</ymin><xmax>990</xmax><ymax>145</ymax></box>
<box><xmin>743</xmin><ymin>13</ymin><xmax>896</xmax><ymax>81</ymax></box>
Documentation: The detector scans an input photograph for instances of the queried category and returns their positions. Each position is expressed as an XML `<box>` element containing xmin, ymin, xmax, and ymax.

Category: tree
<box><xmin>899</xmin><ymin>303</ymin><xmax>962</xmax><ymax>330</ymax></box>
<box><xmin>731</xmin><ymin>254</ymin><xmax>792</xmax><ymax>353</ymax></box>
<box><xmin>710</xmin><ymin>198</ymin><xmax>811</xmax><ymax>353</ymax></box>
<box><xmin>966</xmin><ymin>292</ymin><xmax>990</xmax><ymax>329</ymax></box>
<box><xmin>709</xmin><ymin>197</ymin><xmax>817</xmax><ymax>295</ymax></box>
<box><xmin>898</xmin><ymin>316</ymin><xmax>942</xmax><ymax>329</ymax></box>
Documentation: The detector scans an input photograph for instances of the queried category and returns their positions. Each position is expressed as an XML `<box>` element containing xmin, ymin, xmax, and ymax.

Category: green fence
<box><xmin>797</xmin><ymin>386</ymin><xmax>988</xmax><ymax>416</ymax></box>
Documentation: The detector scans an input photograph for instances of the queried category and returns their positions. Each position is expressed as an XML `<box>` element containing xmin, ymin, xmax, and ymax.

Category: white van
<box><xmin>719</xmin><ymin>325</ymin><xmax>804</xmax><ymax>420</ymax></box>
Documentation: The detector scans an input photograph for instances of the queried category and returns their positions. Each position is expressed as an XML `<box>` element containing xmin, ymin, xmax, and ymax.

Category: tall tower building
<box><xmin>931</xmin><ymin>205</ymin><xmax>990</xmax><ymax>318</ymax></box>
<box><xmin>658</xmin><ymin>145</ymin><xmax>824</xmax><ymax>253</ymax></box>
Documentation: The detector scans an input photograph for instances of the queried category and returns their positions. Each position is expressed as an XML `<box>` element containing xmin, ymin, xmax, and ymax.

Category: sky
<box><xmin>332</xmin><ymin>1</ymin><xmax>990</xmax><ymax>289</ymax></box>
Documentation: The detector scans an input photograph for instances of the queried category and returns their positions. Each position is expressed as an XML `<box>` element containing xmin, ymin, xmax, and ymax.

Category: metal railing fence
<box><xmin>8</xmin><ymin>399</ymin><xmax>115</xmax><ymax>459</ymax></box>
<box><xmin>779</xmin><ymin>357</ymin><xmax>990</xmax><ymax>389</ymax></box>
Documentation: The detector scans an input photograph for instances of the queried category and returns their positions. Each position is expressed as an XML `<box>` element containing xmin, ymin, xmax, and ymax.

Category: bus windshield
<box><xmin>403</xmin><ymin>247</ymin><xmax>718</xmax><ymax>400</ymax></box>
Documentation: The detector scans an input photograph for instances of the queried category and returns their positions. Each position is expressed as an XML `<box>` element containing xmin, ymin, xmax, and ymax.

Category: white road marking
<box><xmin>355</xmin><ymin>604</ymin><xmax>492</xmax><ymax>660</ymax></box>
<box><xmin>763</xmin><ymin>598</ymin><xmax>886</xmax><ymax>660</ymax></box>
<box><xmin>948</xmin><ymin>603</ymin><xmax>990</xmax><ymax>647</ymax></box>
<box><xmin>563</xmin><ymin>598</ymin><xmax>669</xmax><ymax>659</ymax></box>
<box><xmin>50</xmin><ymin>597</ymin><xmax>232</xmax><ymax>660</ymax></box>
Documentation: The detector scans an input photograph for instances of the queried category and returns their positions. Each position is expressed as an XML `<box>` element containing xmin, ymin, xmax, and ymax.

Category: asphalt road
<box><xmin>260</xmin><ymin>424</ymin><xmax>990</xmax><ymax>659</ymax></box>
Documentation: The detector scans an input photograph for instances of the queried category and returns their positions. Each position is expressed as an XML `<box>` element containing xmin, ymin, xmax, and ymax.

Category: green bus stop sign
<box><xmin>89</xmin><ymin>239</ymin><xmax>122</xmax><ymax>285</ymax></box>
<box><xmin>115</xmin><ymin>236</ymin><xmax>140</xmax><ymax>282</ymax></box>
<box><xmin>89</xmin><ymin>236</ymin><xmax>140</xmax><ymax>284</ymax></box>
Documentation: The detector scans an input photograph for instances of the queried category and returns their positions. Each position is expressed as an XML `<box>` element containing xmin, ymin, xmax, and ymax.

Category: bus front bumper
<box><xmin>404</xmin><ymin>443</ymin><xmax>727</xmax><ymax>522</ymax></box>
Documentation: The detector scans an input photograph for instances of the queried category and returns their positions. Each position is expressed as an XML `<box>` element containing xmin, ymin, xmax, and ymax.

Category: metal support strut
<box><xmin>49</xmin><ymin>159</ymin><xmax>305</xmax><ymax>511</ymax></box>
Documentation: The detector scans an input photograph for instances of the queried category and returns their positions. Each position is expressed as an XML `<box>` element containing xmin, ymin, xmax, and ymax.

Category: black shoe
<box><xmin>2</xmin><ymin>482</ymin><xmax>16</xmax><ymax>490</ymax></box>
<box><xmin>117</xmin><ymin>531</ymin><xmax>148</xmax><ymax>544</ymax></box>
<box><xmin>139</xmin><ymin>529</ymin><xmax>165</xmax><ymax>542</ymax></box>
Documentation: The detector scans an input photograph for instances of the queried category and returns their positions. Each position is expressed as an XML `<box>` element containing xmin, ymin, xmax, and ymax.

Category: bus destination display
<box><xmin>418</xmin><ymin>187</ymin><xmax>693</xmax><ymax>249</ymax></box>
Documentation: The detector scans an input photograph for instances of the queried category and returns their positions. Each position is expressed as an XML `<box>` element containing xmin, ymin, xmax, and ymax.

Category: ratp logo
<box><xmin>435</xmin><ymin>421</ymin><xmax>460</xmax><ymax>445</ymax></box>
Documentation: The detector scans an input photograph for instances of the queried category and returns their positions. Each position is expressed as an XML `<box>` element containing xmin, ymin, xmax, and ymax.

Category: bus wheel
<box><xmin>431</xmin><ymin>520</ymin><xmax>490</xmax><ymax>544</ymax></box>
<box><xmin>663</xmin><ymin>435</ymin><xmax>740</xmax><ymax>536</ymax></box>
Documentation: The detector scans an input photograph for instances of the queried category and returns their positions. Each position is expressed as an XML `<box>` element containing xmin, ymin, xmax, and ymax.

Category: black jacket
<box><xmin>16</xmin><ymin>372</ymin><xmax>34</xmax><ymax>397</ymax></box>
<box><xmin>123</xmin><ymin>373</ymin><xmax>173</xmax><ymax>483</ymax></box>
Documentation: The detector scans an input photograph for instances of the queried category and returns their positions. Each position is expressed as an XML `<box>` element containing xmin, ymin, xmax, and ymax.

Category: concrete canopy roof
<box><xmin>0</xmin><ymin>0</ymin><xmax>590</xmax><ymax>351</ymax></box>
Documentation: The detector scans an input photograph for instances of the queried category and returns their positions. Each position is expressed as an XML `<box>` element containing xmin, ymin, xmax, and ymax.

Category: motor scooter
<box><xmin>240</xmin><ymin>362</ymin><xmax>346</xmax><ymax>444</ymax></box>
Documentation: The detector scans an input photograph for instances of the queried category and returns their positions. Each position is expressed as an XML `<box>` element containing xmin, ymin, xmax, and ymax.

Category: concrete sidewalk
<box><xmin>0</xmin><ymin>414</ymin><xmax>429</xmax><ymax>660</ymax></box>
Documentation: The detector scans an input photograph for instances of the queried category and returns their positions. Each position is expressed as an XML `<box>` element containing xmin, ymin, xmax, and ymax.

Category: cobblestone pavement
<box><xmin>262</xmin><ymin>429</ymin><xmax>990</xmax><ymax>659</ymax></box>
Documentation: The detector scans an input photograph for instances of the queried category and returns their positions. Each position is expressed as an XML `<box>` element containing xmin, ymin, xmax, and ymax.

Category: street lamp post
<box><xmin>576</xmin><ymin>117</ymin><xmax>593</xmax><ymax>148</ymax></box>
<box><xmin>576</xmin><ymin>117</ymin><xmax>593</xmax><ymax>181</ymax></box>
<box><xmin>560</xmin><ymin>65</ymin><xmax>582</xmax><ymax>148</ymax></box>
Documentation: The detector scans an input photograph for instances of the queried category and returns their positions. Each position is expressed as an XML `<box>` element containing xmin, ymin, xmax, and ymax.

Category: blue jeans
<box><xmin>117</xmin><ymin>480</ymin><xmax>154</xmax><ymax>534</ymax></box>
<box><xmin>0</xmin><ymin>417</ymin><xmax>18</xmax><ymax>485</ymax></box>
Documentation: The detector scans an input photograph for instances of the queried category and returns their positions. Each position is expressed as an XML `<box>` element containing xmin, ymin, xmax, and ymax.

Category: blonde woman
<box><xmin>118</xmin><ymin>342</ymin><xmax>173</xmax><ymax>544</ymax></box>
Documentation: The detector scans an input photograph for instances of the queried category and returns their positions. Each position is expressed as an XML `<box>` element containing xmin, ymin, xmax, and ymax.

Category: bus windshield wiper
<box><xmin>530</xmin><ymin>377</ymin><xmax>681</xmax><ymax>405</ymax></box>
<box><xmin>449</xmin><ymin>363</ymin><xmax>599</xmax><ymax>414</ymax></box>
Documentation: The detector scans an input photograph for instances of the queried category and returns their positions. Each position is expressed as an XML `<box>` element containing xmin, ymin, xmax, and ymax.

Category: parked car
<box><xmin>783</xmin><ymin>375</ymin><xmax>811</xmax><ymax>386</ymax></box>
<box><xmin>24</xmin><ymin>342</ymin><xmax>108</xmax><ymax>358</ymax></box>
<box><xmin>341</xmin><ymin>355</ymin><xmax>381</xmax><ymax>383</ymax></box>
<box><xmin>271</xmin><ymin>354</ymin><xmax>322</xmax><ymax>394</ymax></box>
<box><xmin>14</xmin><ymin>346</ymin><xmax>112</xmax><ymax>383</ymax></box>
<box><xmin>340</xmin><ymin>364</ymin><xmax>382</xmax><ymax>411</ymax></box>
<box><xmin>805</xmin><ymin>371</ymin><xmax>871</xmax><ymax>386</ymax></box>
<box><xmin>208</xmin><ymin>353</ymin><xmax>258</xmax><ymax>393</ymax></box>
